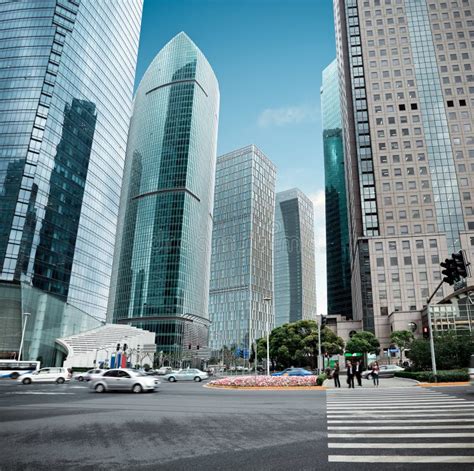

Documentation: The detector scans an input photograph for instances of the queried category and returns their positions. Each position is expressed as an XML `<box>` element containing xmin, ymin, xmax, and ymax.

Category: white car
<box><xmin>362</xmin><ymin>364</ymin><xmax>405</xmax><ymax>379</ymax></box>
<box><xmin>89</xmin><ymin>369</ymin><xmax>159</xmax><ymax>393</ymax></box>
<box><xmin>163</xmin><ymin>368</ymin><xmax>209</xmax><ymax>382</ymax></box>
<box><xmin>75</xmin><ymin>369</ymin><xmax>106</xmax><ymax>382</ymax></box>
<box><xmin>19</xmin><ymin>367</ymin><xmax>71</xmax><ymax>385</ymax></box>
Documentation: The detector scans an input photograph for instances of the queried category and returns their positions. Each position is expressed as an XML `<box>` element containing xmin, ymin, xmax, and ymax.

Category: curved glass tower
<box><xmin>0</xmin><ymin>1</ymin><xmax>143</xmax><ymax>363</ymax></box>
<box><xmin>109</xmin><ymin>33</ymin><xmax>220</xmax><ymax>362</ymax></box>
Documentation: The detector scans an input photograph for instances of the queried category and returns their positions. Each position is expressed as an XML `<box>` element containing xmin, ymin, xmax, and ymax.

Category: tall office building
<box><xmin>109</xmin><ymin>33</ymin><xmax>220</xmax><ymax>360</ymax></box>
<box><xmin>0</xmin><ymin>0</ymin><xmax>143</xmax><ymax>363</ymax></box>
<box><xmin>274</xmin><ymin>188</ymin><xmax>317</xmax><ymax>327</ymax></box>
<box><xmin>209</xmin><ymin>145</ymin><xmax>276</xmax><ymax>353</ymax></box>
<box><xmin>321</xmin><ymin>59</ymin><xmax>353</xmax><ymax>318</ymax></box>
<box><xmin>334</xmin><ymin>0</ymin><xmax>474</xmax><ymax>346</ymax></box>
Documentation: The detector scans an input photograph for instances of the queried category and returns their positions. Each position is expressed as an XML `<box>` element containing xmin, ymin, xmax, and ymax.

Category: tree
<box><xmin>406</xmin><ymin>332</ymin><xmax>474</xmax><ymax>371</ymax></box>
<box><xmin>256</xmin><ymin>319</ymin><xmax>345</xmax><ymax>370</ymax></box>
<box><xmin>390</xmin><ymin>330</ymin><xmax>414</xmax><ymax>364</ymax></box>
<box><xmin>345</xmin><ymin>331</ymin><xmax>380</xmax><ymax>367</ymax></box>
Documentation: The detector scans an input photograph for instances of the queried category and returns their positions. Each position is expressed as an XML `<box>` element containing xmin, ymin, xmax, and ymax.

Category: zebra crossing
<box><xmin>326</xmin><ymin>387</ymin><xmax>474</xmax><ymax>465</ymax></box>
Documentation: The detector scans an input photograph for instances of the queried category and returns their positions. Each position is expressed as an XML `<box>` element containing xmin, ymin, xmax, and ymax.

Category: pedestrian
<box><xmin>346</xmin><ymin>361</ymin><xmax>355</xmax><ymax>388</ymax></box>
<box><xmin>333</xmin><ymin>361</ymin><xmax>341</xmax><ymax>388</ymax></box>
<box><xmin>371</xmin><ymin>361</ymin><xmax>380</xmax><ymax>387</ymax></box>
<box><xmin>354</xmin><ymin>360</ymin><xmax>363</xmax><ymax>387</ymax></box>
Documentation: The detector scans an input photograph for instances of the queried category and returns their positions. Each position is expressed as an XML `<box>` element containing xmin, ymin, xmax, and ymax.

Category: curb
<box><xmin>204</xmin><ymin>384</ymin><xmax>326</xmax><ymax>391</ymax></box>
<box><xmin>418</xmin><ymin>382</ymin><xmax>470</xmax><ymax>387</ymax></box>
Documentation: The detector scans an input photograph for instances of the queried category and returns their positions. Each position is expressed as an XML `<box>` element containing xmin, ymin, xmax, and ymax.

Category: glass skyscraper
<box><xmin>321</xmin><ymin>59</ymin><xmax>352</xmax><ymax>318</ymax></box>
<box><xmin>274</xmin><ymin>188</ymin><xmax>316</xmax><ymax>327</ymax></box>
<box><xmin>0</xmin><ymin>0</ymin><xmax>143</xmax><ymax>363</ymax></box>
<box><xmin>109</xmin><ymin>33</ymin><xmax>220</xmax><ymax>361</ymax></box>
<box><xmin>209</xmin><ymin>145</ymin><xmax>276</xmax><ymax>353</ymax></box>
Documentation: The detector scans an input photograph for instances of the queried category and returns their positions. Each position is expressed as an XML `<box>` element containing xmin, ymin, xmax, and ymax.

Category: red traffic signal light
<box><xmin>422</xmin><ymin>326</ymin><xmax>429</xmax><ymax>339</ymax></box>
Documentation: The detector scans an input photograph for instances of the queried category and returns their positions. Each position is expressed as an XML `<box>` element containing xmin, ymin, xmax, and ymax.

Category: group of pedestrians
<box><xmin>331</xmin><ymin>360</ymin><xmax>380</xmax><ymax>388</ymax></box>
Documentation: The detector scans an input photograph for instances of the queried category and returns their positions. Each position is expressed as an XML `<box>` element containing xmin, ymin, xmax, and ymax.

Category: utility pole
<box><xmin>18</xmin><ymin>312</ymin><xmax>31</xmax><ymax>361</ymax></box>
<box><xmin>264</xmin><ymin>297</ymin><xmax>272</xmax><ymax>375</ymax></box>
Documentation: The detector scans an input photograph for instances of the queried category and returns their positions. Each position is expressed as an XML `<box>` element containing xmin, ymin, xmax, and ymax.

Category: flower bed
<box><xmin>208</xmin><ymin>375</ymin><xmax>319</xmax><ymax>388</ymax></box>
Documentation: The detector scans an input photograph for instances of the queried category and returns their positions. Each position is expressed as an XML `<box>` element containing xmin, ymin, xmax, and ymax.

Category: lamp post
<box><xmin>18</xmin><ymin>312</ymin><xmax>31</xmax><ymax>361</ymax></box>
<box><xmin>263</xmin><ymin>297</ymin><xmax>272</xmax><ymax>375</ymax></box>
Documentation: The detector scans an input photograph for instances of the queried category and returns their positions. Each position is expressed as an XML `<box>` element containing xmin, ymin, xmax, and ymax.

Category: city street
<box><xmin>0</xmin><ymin>379</ymin><xmax>473</xmax><ymax>470</ymax></box>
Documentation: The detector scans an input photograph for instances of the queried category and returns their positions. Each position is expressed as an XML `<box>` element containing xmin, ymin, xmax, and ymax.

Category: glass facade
<box><xmin>321</xmin><ymin>60</ymin><xmax>353</xmax><ymax>318</ymax></box>
<box><xmin>274</xmin><ymin>188</ymin><xmax>316</xmax><ymax>327</ymax></box>
<box><xmin>209</xmin><ymin>145</ymin><xmax>276</xmax><ymax>352</ymax></box>
<box><xmin>109</xmin><ymin>33</ymin><xmax>220</xmax><ymax>359</ymax></box>
<box><xmin>406</xmin><ymin>0</ymin><xmax>464</xmax><ymax>253</ymax></box>
<box><xmin>0</xmin><ymin>0</ymin><xmax>143</xmax><ymax>362</ymax></box>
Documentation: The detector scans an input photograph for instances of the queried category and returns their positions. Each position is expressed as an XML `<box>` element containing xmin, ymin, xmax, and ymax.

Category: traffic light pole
<box><xmin>426</xmin><ymin>279</ymin><xmax>443</xmax><ymax>382</ymax></box>
<box><xmin>317</xmin><ymin>314</ymin><xmax>322</xmax><ymax>374</ymax></box>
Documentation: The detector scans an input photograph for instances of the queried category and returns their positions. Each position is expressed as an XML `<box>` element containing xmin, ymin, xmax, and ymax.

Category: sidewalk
<box><xmin>324</xmin><ymin>376</ymin><xmax>418</xmax><ymax>389</ymax></box>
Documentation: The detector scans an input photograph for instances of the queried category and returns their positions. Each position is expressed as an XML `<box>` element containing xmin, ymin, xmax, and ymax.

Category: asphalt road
<box><xmin>0</xmin><ymin>379</ymin><xmax>473</xmax><ymax>471</ymax></box>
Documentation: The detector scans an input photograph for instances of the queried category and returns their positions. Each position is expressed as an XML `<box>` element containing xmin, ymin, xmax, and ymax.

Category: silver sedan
<box><xmin>163</xmin><ymin>368</ymin><xmax>209</xmax><ymax>382</ymax></box>
<box><xmin>89</xmin><ymin>369</ymin><xmax>159</xmax><ymax>393</ymax></box>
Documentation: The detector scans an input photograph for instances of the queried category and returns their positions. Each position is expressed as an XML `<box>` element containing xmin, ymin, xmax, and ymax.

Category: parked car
<box><xmin>75</xmin><ymin>369</ymin><xmax>106</xmax><ymax>382</ymax></box>
<box><xmin>163</xmin><ymin>368</ymin><xmax>209</xmax><ymax>382</ymax></box>
<box><xmin>362</xmin><ymin>364</ymin><xmax>405</xmax><ymax>379</ymax></box>
<box><xmin>89</xmin><ymin>369</ymin><xmax>159</xmax><ymax>393</ymax></box>
<box><xmin>271</xmin><ymin>368</ymin><xmax>314</xmax><ymax>377</ymax></box>
<box><xmin>19</xmin><ymin>367</ymin><xmax>71</xmax><ymax>385</ymax></box>
<box><xmin>469</xmin><ymin>354</ymin><xmax>474</xmax><ymax>386</ymax></box>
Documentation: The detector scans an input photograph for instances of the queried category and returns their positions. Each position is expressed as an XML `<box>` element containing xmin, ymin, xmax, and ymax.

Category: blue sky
<box><xmin>135</xmin><ymin>0</ymin><xmax>336</xmax><ymax>314</ymax></box>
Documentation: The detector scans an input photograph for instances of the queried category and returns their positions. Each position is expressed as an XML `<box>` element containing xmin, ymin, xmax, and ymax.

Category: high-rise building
<box><xmin>0</xmin><ymin>0</ymin><xmax>143</xmax><ymax>363</ymax></box>
<box><xmin>274</xmin><ymin>188</ymin><xmax>316</xmax><ymax>327</ymax></box>
<box><xmin>209</xmin><ymin>145</ymin><xmax>276</xmax><ymax>353</ymax></box>
<box><xmin>108</xmin><ymin>33</ymin><xmax>220</xmax><ymax>361</ymax></box>
<box><xmin>321</xmin><ymin>59</ymin><xmax>353</xmax><ymax>318</ymax></box>
<box><xmin>334</xmin><ymin>0</ymin><xmax>474</xmax><ymax>346</ymax></box>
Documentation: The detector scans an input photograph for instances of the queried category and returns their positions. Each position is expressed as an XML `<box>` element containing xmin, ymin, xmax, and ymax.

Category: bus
<box><xmin>0</xmin><ymin>360</ymin><xmax>40</xmax><ymax>379</ymax></box>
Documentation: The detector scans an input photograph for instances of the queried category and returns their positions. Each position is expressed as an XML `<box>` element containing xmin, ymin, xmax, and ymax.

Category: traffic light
<box><xmin>320</xmin><ymin>315</ymin><xmax>327</xmax><ymax>328</ymax></box>
<box><xmin>188</xmin><ymin>344</ymin><xmax>192</xmax><ymax>349</ymax></box>
<box><xmin>116</xmin><ymin>343</ymin><xmax>120</xmax><ymax>351</ymax></box>
<box><xmin>452</xmin><ymin>250</ymin><xmax>469</xmax><ymax>279</ymax></box>
<box><xmin>422</xmin><ymin>326</ymin><xmax>429</xmax><ymax>339</ymax></box>
<box><xmin>440</xmin><ymin>257</ymin><xmax>456</xmax><ymax>285</ymax></box>
<box><xmin>123</xmin><ymin>343</ymin><xmax>128</xmax><ymax>351</ymax></box>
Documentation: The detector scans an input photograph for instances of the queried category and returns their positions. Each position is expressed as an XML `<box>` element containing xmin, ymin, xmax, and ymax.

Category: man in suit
<box><xmin>354</xmin><ymin>360</ymin><xmax>363</xmax><ymax>387</ymax></box>
<box><xmin>346</xmin><ymin>361</ymin><xmax>355</xmax><ymax>388</ymax></box>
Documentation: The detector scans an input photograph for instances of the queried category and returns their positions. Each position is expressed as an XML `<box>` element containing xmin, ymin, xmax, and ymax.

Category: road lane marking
<box><xmin>327</xmin><ymin>404</ymin><xmax>474</xmax><ymax>410</ymax></box>
<box><xmin>328</xmin><ymin>425</ymin><xmax>474</xmax><ymax>430</ymax></box>
<box><xmin>329</xmin><ymin>443</ymin><xmax>474</xmax><ymax>449</ymax></box>
<box><xmin>328</xmin><ymin>433</ymin><xmax>474</xmax><ymax>438</ymax></box>
<box><xmin>328</xmin><ymin>418</ymin><xmax>474</xmax><ymax>423</ymax></box>
<box><xmin>328</xmin><ymin>455</ymin><xmax>474</xmax><ymax>463</ymax></box>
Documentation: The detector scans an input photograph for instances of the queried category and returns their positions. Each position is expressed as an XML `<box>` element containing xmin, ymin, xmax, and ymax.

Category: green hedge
<box><xmin>395</xmin><ymin>369</ymin><xmax>468</xmax><ymax>383</ymax></box>
<box><xmin>317</xmin><ymin>373</ymin><xmax>327</xmax><ymax>386</ymax></box>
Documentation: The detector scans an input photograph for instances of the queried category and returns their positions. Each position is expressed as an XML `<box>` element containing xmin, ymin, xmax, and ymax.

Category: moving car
<box><xmin>90</xmin><ymin>369</ymin><xmax>159</xmax><ymax>393</ymax></box>
<box><xmin>76</xmin><ymin>369</ymin><xmax>106</xmax><ymax>382</ymax></box>
<box><xmin>19</xmin><ymin>367</ymin><xmax>71</xmax><ymax>384</ymax></box>
<box><xmin>163</xmin><ymin>368</ymin><xmax>209</xmax><ymax>382</ymax></box>
<box><xmin>271</xmin><ymin>368</ymin><xmax>314</xmax><ymax>377</ymax></box>
<box><xmin>155</xmin><ymin>367</ymin><xmax>175</xmax><ymax>376</ymax></box>
<box><xmin>362</xmin><ymin>364</ymin><xmax>404</xmax><ymax>379</ymax></box>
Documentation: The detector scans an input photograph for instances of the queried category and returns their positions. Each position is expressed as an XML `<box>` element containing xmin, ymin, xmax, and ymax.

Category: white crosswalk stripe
<box><xmin>326</xmin><ymin>387</ymin><xmax>474</xmax><ymax>464</ymax></box>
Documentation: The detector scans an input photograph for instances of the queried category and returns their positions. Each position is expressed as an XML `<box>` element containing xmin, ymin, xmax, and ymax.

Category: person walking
<box><xmin>346</xmin><ymin>361</ymin><xmax>355</xmax><ymax>388</ymax></box>
<box><xmin>371</xmin><ymin>361</ymin><xmax>380</xmax><ymax>387</ymax></box>
<box><xmin>354</xmin><ymin>360</ymin><xmax>363</xmax><ymax>387</ymax></box>
<box><xmin>333</xmin><ymin>361</ymin><xmax>341</xmax><ymax>388</ymax></box>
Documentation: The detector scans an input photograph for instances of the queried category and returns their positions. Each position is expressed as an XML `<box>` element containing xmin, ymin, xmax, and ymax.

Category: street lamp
<box><xmin>18</xmin><ymin>312</ymin><xmax>31</xmax><ymax>361</ymax></box>
<box><xmin>263</xmin><ymin>297</ymin><xmax>272</xmax><ymax>376</ymax></box>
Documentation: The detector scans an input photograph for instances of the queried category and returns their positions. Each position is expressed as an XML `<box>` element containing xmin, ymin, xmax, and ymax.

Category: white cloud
<box><xmin>257</xmin><ymin>104</ymin><xmax>318</xmax><ymax>128</ymax></box>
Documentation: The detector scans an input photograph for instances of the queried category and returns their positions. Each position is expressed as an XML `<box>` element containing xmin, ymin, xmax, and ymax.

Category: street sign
<box><xmin>344</xmin><ymin>352</ymin><xmax>362</xmax><ymax>357</ymax></box>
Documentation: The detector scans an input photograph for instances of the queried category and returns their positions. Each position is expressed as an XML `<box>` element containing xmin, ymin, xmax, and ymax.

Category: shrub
<box><xmin>316</xmin><ymin>373</ymin><xmax>327</xmax><ymax>386</ymax></box>
<box><xmin>395</xmin><ymin>369</ymin><xmax>468</xmax><ymax>383</ymax></box>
